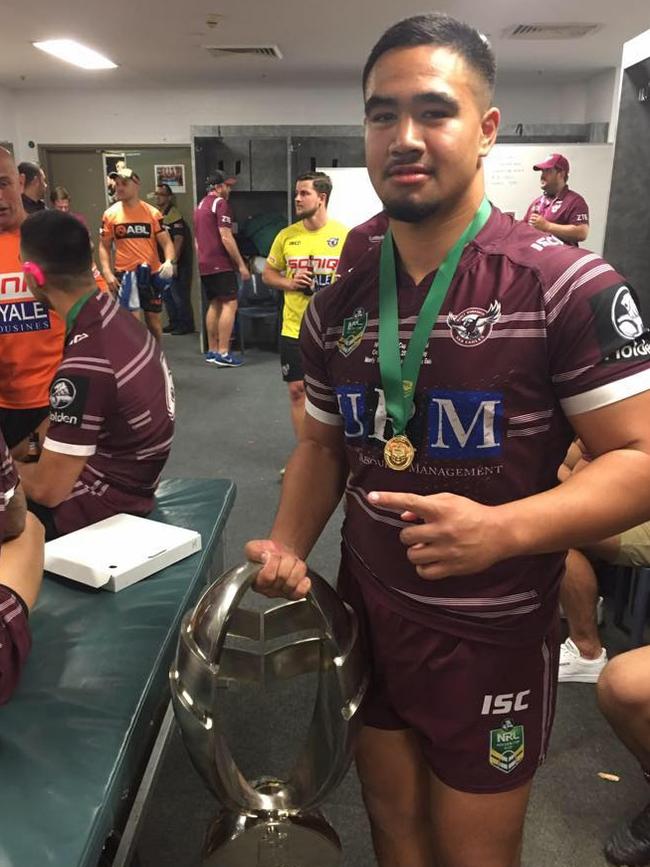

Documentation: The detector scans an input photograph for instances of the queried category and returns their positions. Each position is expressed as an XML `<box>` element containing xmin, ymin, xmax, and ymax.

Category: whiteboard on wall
<box><xmin>322</xmin><ymin>143</ymin><xmax>614</xmax><ymax>255</ymax></box>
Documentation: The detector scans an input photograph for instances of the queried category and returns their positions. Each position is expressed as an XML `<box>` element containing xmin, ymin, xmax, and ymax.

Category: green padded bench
<box><xmin>0</xmin><ymin>477</ymin><xmax>236</xmax><ymax>867</ymax></box>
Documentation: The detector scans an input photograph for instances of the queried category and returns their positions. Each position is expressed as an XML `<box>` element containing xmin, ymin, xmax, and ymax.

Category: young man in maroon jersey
<box><xmin>194</xmin><ymin>171</ymin><xmax>250</xmax><ymax>367</ymax></box>
<box><xmin>245</xmin><ymin>14</ymin><xmax>650</xmax><ymax>867</ymax></box>
<box><xmin>17</xmin><ymin>211</ymin><xmax>175</xmax><ymax>540</ymax></box>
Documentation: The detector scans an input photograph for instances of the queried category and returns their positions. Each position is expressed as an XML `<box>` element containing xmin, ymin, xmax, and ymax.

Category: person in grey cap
<box><xmin>524</xmin><ymin>153</ymin><xmax>589</xmax><ymax>246</ymax></box>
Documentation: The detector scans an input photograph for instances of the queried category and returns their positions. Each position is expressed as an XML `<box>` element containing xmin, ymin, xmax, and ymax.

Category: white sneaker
<box><xmin>558</xmin><ymin>638</ymin><xmax>608</xmax><ymax>683</ymax></box>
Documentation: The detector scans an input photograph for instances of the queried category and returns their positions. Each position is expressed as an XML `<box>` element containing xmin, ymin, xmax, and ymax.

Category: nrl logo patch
<box><xmin>327</xmin><ymin>237</ymin><xmax>339</xmax><ymax>247</ymax></box>
<box><xmin>337</xmin><ymin>307</ymin><xmax>368</xmax><ymax>357</ymax></box>
<box><xmin>489</xmin><ymin>718</ymin><xmax>524</xmax><ymax>775</ymax></box>
<box><xmin>447</xmin><ymin>300</ymin><xmax>501</xmax><ymax>346</ymax></box>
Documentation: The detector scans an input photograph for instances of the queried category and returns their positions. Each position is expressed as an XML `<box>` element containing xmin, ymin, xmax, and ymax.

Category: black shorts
<box><xmin>201</xmin><ymin>272</ymin><xmax>238</xmax><ymax>302</ymax></box>
<box><xmin>0</xmin><ymin>407</ymin><xmax>50</xmax><ymax>450</ymax></box>
<box><xmin>280</xmin><ymin>336</ymin><xmax>304</xmax><ymax>383</ymax></box>
<box><xmin>26</xmin><ymin>500</ymin><xmax>60</xmax><ymax>542</ymax></box>
<box><xmin>115</xmin><ymin>270</ymin><xmax>164</xmax><ymax>314</ymax></box>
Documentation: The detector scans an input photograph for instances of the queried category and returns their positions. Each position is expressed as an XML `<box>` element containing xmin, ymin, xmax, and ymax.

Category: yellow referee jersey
<box><xmin>267</xmin><ymin>219</ymin><xmax>348</xmax><ymax>339</ymax></box>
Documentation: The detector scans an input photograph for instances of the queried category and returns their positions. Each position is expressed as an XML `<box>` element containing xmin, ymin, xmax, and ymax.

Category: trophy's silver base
<box><xmin>203</xmin><ymin>808</ymin><xmax>342</xmax><ymax>867</ymax></box>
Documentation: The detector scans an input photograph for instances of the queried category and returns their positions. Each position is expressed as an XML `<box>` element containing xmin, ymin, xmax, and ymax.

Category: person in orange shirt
<box><xmin>0</xmin><ymin>147</ymin><xmax>65</xmax><ymax>454</ymax></box>
<box><xmin>98</xmin><ymin>168</ymin><xmax>176</xmax><ymax>342</ymax></box>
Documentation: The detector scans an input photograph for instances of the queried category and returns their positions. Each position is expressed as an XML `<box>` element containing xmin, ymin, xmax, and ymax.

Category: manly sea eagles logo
<box><xmin>447</xmin><ymin>300</ymin><xmax>501</xmax><ymax>347</ymax></box>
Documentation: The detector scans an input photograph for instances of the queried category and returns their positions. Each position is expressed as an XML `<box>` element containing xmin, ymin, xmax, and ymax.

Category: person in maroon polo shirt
<box><xmin>0</xmin><ymin>428</ymin><xmax>44</xmax><ymax>703</ymax></box>
<box><xmin>194</xmin><ymin>171</ymin><xmax>250</xmax><ymax>368</ymax></box>
<box><xmin>523</xmin><ymin>153</ymin><xmax>590</xmax><ymax>246</ymax></box>
<box><xmin>16</xmin><ymin>210</ymin><xmax>175</xmax><ymax>540</ymax></box>
<box><xmin>244</xmin><ymin>13</ymin><xmax>650</xmax><ymax>867</ymax></box>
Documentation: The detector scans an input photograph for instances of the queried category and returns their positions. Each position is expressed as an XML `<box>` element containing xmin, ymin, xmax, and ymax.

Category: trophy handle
<box><xmin>171</xmin><ymin>561</ymin><xmax>368</xmax><ymax>814</ymax></box>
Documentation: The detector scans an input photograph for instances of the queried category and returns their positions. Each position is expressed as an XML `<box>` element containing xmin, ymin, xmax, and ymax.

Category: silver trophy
<box><xmin>170</xmin><ymin>561</ymin><xmax>368</xmax><ymax>866</ymax></box>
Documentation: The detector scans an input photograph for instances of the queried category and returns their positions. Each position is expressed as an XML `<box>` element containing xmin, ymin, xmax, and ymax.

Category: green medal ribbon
<box><xmin>378</xmin><ymin>197</ymin><xmax>492</xmax><ymax>440</ymax></box>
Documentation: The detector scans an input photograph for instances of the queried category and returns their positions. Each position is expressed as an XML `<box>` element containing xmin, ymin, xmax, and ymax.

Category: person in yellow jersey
<box><xmin>263</xmin><ymin>172</ymin><xmax>348</xmax><ymax>440</ymax></box>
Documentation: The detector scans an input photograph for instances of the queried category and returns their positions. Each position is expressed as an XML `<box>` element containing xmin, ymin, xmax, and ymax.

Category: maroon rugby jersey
<box><xmin>301</xmin><ymin>206</ymin><xmax>650</xmax><ymax>645</ymax></box>
<box><xmin>0</xmin><ymin>429</ymin><xmax>18</xmax><ymax>542</ymax></box>
<box><xmin>338</xmin><ymin>211</ymin><xmax>389</xmax><ymax>276</ymax></box>
<box><xmin>194</xmin><ymin>194</ymin><xmax>235</xmax><ymax>275</ymax></box>
<box><xmin>523</xmin><ymin>187</ymin><xmax>589</xmax><ymax>246</ymax></box>
<box><xmin>43</xmin><ymin>291</ymin><xmax>175</xmax><ymax>535</ymax></box>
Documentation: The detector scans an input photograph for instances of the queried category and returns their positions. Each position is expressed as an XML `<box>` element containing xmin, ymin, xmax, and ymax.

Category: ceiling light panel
<box><xmin>33</xmin><ymin>40</ymin><xmax>117</xmax><ymax>70</ymax></box>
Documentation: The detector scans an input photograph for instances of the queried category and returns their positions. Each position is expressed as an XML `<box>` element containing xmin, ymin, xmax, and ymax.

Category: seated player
<box><xmin>558</xmin><ymin>441</ymin><xmax>650</xmax><ymax>683</ymax></box>
<box><xmin>599</xmin><ymin>650</ymin><xmax>650</xmax><ymax>865</ymax></box>
<box><xmin>16</xmin><ymin>211</ymin><xmax>175</xmax><ymax>539</ymax></box>
<box><xmin>0</xmin><ymin>427</ymin><xmax>44</xmax><ymax>704</ymax></box>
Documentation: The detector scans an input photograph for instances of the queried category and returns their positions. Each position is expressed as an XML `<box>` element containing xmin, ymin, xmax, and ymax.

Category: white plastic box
<box><xmin>44</xmin><ymin>513</ymin><xmax>202</xmax><ymax>592</ymax></box>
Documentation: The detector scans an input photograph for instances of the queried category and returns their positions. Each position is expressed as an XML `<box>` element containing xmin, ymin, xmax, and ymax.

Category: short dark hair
<box><xmin>156</xmin><ymin>183</ymin><xmax>173</xmax><ymax>196</ymax></box>
<box><xmin>20</xmin><ymin>211</ymin><xmax>92</xmax><ymax>287</ymax></box>
<box><xmin>18</xmin><ymin>161</ymin><xmax>43</xmax><ymax>185</ymax></box>
<box><xmin>296</xmin><ymin>171</ymin><xmax>333</xmax><ymax>205</ymax></box>
<box><xmin>50</xmin><ymin>185</ymin><xmax>70</xmax><ymax>204</ymax></box>
<box><xmin>362</xmin><ymin>14</ymin><xmax>496</xmax><ymax>105</ymax></box>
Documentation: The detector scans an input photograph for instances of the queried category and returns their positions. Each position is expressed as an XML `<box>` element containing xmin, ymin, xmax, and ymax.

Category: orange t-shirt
<box><xmin>0</xmin><ymin>230</ymin><xmax>65</xmax><ymax>409</ymax></box>
<box><xmin>100</xmin><ymin>200</ymin><xmax>164</xmax><ymax>272</ymax></box>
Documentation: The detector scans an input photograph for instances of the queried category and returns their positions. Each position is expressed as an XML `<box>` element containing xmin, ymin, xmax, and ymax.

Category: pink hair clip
<box><xmin>22</xmin><ymin>261</ymin><xmax>46</xmax><ymax>287</ymax></box>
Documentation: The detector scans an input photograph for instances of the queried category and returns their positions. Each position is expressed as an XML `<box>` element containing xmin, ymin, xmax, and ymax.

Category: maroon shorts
<box><xmin>0</xmin><ymin>585</ymin><xmax>31</xmax><ymax>705</ymax></box>
<box><xmin>338</xmin><ymin>555</ymin><xmax>560</xmax><ymax>794</ymax></box>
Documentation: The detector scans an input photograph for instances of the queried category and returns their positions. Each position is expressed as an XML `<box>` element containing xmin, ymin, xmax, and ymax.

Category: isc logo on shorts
<box><xmin>481</xmin><ymin>691</ymin><xmax>530</xmax><ymax>715</ymax></box>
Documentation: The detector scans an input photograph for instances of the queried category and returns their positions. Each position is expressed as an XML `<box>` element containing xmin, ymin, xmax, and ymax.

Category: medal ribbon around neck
<box><xmin>378</xmin><ymin>197</ymin><xmax>492</xmax><ymax>470</ymax></box>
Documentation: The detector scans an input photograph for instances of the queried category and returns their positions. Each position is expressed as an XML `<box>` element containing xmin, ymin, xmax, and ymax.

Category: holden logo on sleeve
<box><xmin>327</xmin><ymin>237</ymin><xmax>340</xmax><ymax>247</ymax></box>
<box><xmin>447</xmin><ymin>300</ymin><xmax>501</xmax><ymax>347</ymax></box>
<box><xmin>50</xmin><ymin>378</ymin><xmax>77</xmax><ymax>409</ymax></box>
<box><xmin>612</xmin><ymin>286</ymin><xmax>644</xmax><ymax>340</ymax></box>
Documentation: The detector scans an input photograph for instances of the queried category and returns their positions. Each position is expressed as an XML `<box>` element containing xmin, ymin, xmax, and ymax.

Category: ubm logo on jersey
<box><xmin>0</xmin><ymin>272</ymin><xmax>51</xmax><ymax>333</ymax></box>
<box><xmin>336</xmin><ymin>387</ymin><xmax>503</xmax><ymax>459</ymax></box>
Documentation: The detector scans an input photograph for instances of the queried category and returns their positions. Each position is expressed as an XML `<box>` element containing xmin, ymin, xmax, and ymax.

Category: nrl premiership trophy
<box><xmin>170</xmin><ymin>561</ymin><xmax>368</xmax><ymax>866</ymax></box>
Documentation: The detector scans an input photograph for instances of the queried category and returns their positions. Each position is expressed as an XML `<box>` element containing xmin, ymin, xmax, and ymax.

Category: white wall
<box><xmin>622</xmin><ymin>27</ymin><xmax>650</xmax><ymax>69</ymax></box>
<box><xmin>5</xmin><ymin>71</ymin><xmax>611</xmax><ymax>157</ymax></box>
<box><xmin>12</xmin><ymin>83</ymin><xmax>364</xmax><ymax>157</ymax></box>
<box><xmin>586</xmin><ymin>69</ymin><xmax>617</xmax><ymax>123</ymax></box>
<box><xmin>495</xmin><ymin>79</ymin><xmax>587</xmax><ymax>126</ymax></box>
<box><xmin>0</xmin><ymin>85</ymin><xmax>17</xmax><ymax>145</ymax></box>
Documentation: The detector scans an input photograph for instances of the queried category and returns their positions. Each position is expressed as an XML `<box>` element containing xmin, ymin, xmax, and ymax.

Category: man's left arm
<box><xmin>18</xmin><ymin>451</ymin><xmax>88</xmax><ymax>509</ymax></box>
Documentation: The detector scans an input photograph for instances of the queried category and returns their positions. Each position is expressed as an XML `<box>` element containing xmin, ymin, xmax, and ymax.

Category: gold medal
<box><xmin>384</xmin><ymin>435</ymin><xmax>415</xmax><ymax>471</ymax></box>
